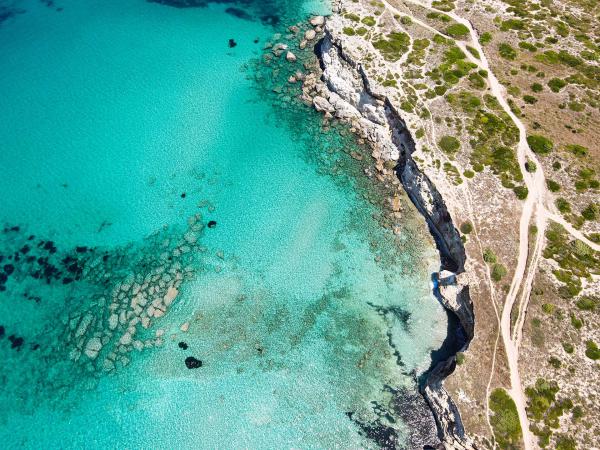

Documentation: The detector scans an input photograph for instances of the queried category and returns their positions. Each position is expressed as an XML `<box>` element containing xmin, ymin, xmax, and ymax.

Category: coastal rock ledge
<box><xmin>309</xmin><ymin>28</ymin><xmax>477</xmax><ymax>450</ymax></box>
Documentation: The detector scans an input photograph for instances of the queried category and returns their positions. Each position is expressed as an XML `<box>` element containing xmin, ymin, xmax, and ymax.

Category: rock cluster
<box><xmin>59</xmin><ymin>213</ymin><xmax>208</xmax><ymax>373</ymax></box>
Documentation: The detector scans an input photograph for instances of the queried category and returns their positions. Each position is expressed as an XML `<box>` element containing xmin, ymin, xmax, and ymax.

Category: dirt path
<box><xmin>382</xmin><ymin>1</ymin><xmax>546</xmax><ymax>447</ymax></box>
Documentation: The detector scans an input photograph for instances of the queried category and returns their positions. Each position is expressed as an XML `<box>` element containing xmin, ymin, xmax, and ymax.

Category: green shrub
<box><xmin>400</xmin><ymin>15</ymin><xmax>412</xmax><ymax>25</ymax></box>
<box><xmin>525</xmin><ymin>378</ymin><xmax>559</xmax><ymax>421</ymax></box>
<box><xmin>541</xmin><ymin>303</ymin><xmax>555</xmax><ymax>314</ymax></box>
<box><xmin>373</xmin><ymin>32</ymin><xmax>411</xmax><ymax>61</ymax></box>
<box><xmin>483</xmin><ymin>248</ymin><xmax>497</xmax><ymax>264</ymax></box>
<box><xmin>361</xmin><ymin>16</ymin><xmax>376</xmax><ymax>26</ymax></box>
<box><xmin>343</xmin><ymin>27</ymin><xmax>356</xmax><ymax>36</ymax></box>
<box><xmin>572</xmin><ymin>405</ymin><xmax>584</xmax><ymax>420</ymax></box>
<box><xmin>546</xmin><ymin>179</ymin><xmax>561</xmax><ymax>192</ymax></box>
<box><xmin>499</xmin><ymin>43</ymin><xmax>517</xmax><ymax>60</ymax></box>
<box><xmin>562</xmin><ymin>342</ymin><xmax>574</xmax><ymax>354</ymax></box>
<box><xmin>479</xmin><ymin>32</ymin><xmax>492</xmax><ymax>45</ymax></box>
<box><xmin>585</xmin><ymin>340</ymin><xmax>600</xmax><ymax>360</ymax></box>
<box><xmin>581</xmin><ymin>203</ymin><xmax>598</xmax><ymax>221</ymax></box>
<box><xmin>556</xmin><ymin>435</ymin><xmax>576</xmax><ymax>450</ymax></box>
<box><xmin>460</xmin><ymin>221</ymin><xmax>473</xmax><ymax>234</ymax></box>
<box><xmin>531</xmin><ymin>83</ymin><xmax>543</xmax><ymax>92</ymax></box>
<box><xmin>570</xmin><ymin>314</ymin><xmax>582</xmax><ymax>329</ymax></box>
<box><xmin>345</xmin><ymin>13</ymin><xmax>360</xmax><ymax>22</ymax></box>
<box><xmin>555</xmin><ymin>198</ymin><xmax>571</xmax><ymax>214</ymax></box>
<box><xmin>527</xmin><ymin>135</ymin><xmax>554</xmax><ymax>154</ymax></box>
<box><xmin>525</xmin><ymin>160</ymin><xmax>537</xmax><ymax>172</ymax></box>
<box><xmin>489</xmin><ymin>389</ymin><xmax>522</xmax><ymax>449</ymax></box>
<box><xmin>519</xmin><ymin>41</ymin><xmax>537</xmax><ymax>52</ymax></box>
<box><xmin>356</xmin><ymin>27</ymin><xmax>368</xmax><ymax>36</ymax></box>
<box><xmin>464</xmin><ymin>169</ymin><xmax>475</xmax><ymax>178</ymax></box>
<box><xmin>456</xmin><ymin>352</ymin><xmax>465</xmax><ymax>365</ymax></box>
<box><xmin>523</xmin><ymin>95</ymin><xmax>537</xmax><ymax>104</ymax></box>
<box><xmin>513</xmin><ymin>185</ymin><xmax>528</xmax><ymax>199</ymax></box>
<box><xmin>548</xmin><ymin>78</ymin><xmax>567</xmax><ymax>92</ymax></box>
<box><xmin>565</xmin><ymin>144</ymin><xmax>588</xmax><ymax>157</ymax></box>
<box><xmin>446</xmin><ymin>23</ymin><xmax>469</xmax><ymax>38</ymax></box>
<box><xmin>500</xmin><ymin>19</ymin><xmax>525</xmax><ymax>31</ymax></box>
<box><xmin>548</xmin><ymin>356</ymin><xmax>561</xmax><ymax>368</ymax></box>
<box><xmin>575</xmin><ymin>296</ymin><xmax>596</xmax><ymax>311</ymax></box>
<box><xmin>491</xmin><ymin>263</ymin><xmax>508</xmax><ymax>281</ymax></box>
<box><xmin>438</xmin><ymin>135</ymin><xmax>461</xmax><ymax>153</ymax></box>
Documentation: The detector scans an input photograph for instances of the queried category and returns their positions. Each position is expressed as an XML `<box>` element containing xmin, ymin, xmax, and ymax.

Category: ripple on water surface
<box><xmin>0</xmin><ymin>0</ymin><xmax>448</xmax><ymax>448</ymax></box>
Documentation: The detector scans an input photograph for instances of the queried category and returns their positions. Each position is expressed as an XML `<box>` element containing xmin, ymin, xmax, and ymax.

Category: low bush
<box><xmin>527</xmin><ymin>135</ymin><xmax>554</xmax><ymax>154</ymax></box>
<box><xmin>489</xmin><ymin>389</ymin><xmax>522</xmax><ymax>449</ymax></box>
<box><xmin>491</xmin><ymin>263</ymin><xmax>507</xmax><ymax>281</ymax></box>
<box><xmin>585</xmin><ymin>340</ymin><xmax>600</xmax><ymax>360</ymax></box>
<box><xmin>446</xmin><ymin>23</ymin><xmax>469</xmax><ymax>38</ymax></box>
<box><xmin>438</xmin><ymin>135</ymin><xmax>461</xmax><ymax>153</ymax></box>
<box><xmin>460</xmin><ymin>221</ymin><xmax>473</xmax><ymax>234</ymax></box>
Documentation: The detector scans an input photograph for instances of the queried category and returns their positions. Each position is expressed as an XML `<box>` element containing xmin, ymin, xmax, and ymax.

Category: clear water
<box><xmin>0</xmin><ymin>0</ymin><xmax>450</xmax><ymax>448</ymax></box>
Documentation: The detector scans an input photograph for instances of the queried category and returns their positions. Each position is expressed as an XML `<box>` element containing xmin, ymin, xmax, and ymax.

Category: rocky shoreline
<box><xmin>297</xmin><ymin>14</ymin><xmax>476</xmax><ymax>449</ymax></box>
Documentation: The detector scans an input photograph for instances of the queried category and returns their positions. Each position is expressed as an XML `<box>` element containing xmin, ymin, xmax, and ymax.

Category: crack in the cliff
<box><xmin>317</xmin><ymin>30</ymin><xmax>476</xmax><ymax>449</ymax></box>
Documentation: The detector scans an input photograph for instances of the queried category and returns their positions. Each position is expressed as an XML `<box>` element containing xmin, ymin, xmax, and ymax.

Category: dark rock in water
<box><xmin>225</xmin><ymin>7</ymin><xmax>252</xmax><ymax>21</ymax></box>
<box><xmin>20</xmin><ymin>245</ymin><xmax>31</xmax><ymax>254</ymax></box>
<box><xmin>31</xmin><ymin>343</ymin><xmax>40</xmax><ymax>350</ymax></box>
<box><xmin>0</xmin><ymin>273</ymin><xmax>7</xmax><ymax>284</ymax></box>
<box><xmin>253</xmin><ymin>38</ymin><xmax>259</xmax><ymax>44</ymax></box>
<box><xmin>75</xmin><ymin>246</ymin><xmax>88</xmax><ymax>253</ymax></box>
<box><xmin>346</xmin><ymin>411</ymin><xmax>398</xmax><ymax>450</ymax></box>
<box><xmin>181</xmin><ymin>192</ymin><xmax>186</xmax><ymax>198</ymax></box>
<box><xmin>0</xmin><ymin>326</ymin><xmax>4</xmax><ymax>338</ymax></box>
<box><xmin>178</xmin><ymin>341</ymin><xmax>189</xmax><ymax>350</ymax></box>
<box><xmin>260</xmin><ymin>15</ymin><xmax>280</xmax><ymax>26</ymax></box>
<box><xmin>228</xmin><ymin>38</ymin><xmax>237</xmax><ymax>48</ymax></box>
<box><xmin>8</xmin><ymin>335</ymin><xmax>24</xmax><ymax>350</ymax></box>
<box><xmin>207</xmin><ymin>220</ymin><xmax>217</xmax><ymax>228</ymax></box>
<box><xmin>63</xmin><ymin>277</ymin><xmax>74</xmax><ymax>284</ymax></box>
<box><xmin>185</xmin><ymin>356</ymin><xmax>202</xmax><ymax>369</ymax></box>
<box><xmin>4</xmin><ymin>264</ymin><xmax>14</xmax><ymax>275</ymax></box>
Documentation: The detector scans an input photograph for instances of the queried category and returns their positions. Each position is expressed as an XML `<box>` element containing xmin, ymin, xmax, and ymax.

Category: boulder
<box><xmin>286</xmin><ymin>51</ymin><xmax>297</xmax><ymax>62</ymax></box>
<box><xmin>185</xmin><ymin>356</ymin><xmax>202</xmax><ymax>369</ymax></box>
<box><xmin>84</xmin><ymin>337</ymin><xmax>102</xmax><ymax>359</ymax></box>
<box><xmin>310</xmin><ymin>16</ymin><xmax>325</xmax><ymax>26</ymax></box>
<box><xmin>304</xmin><ymin>29</ymin><xmax>316</xmax><ymax>40</ymax></box>
<box><xmin>313</xmin><ymin>96</ymin><xmax>335</xmax><ymax>113</ymax></box>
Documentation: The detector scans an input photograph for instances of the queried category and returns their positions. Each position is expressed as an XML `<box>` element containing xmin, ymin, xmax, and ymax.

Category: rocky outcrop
<box><xmin>312</xmin><ymin>30</ymin><xmax>476</xmax><ymax>449</ymax></box>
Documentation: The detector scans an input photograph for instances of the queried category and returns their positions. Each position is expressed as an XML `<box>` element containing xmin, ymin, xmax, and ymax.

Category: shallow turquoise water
<box><xmin>0</xmin><ymin>0</ymin><xmax>450</xmax><ymax>448</ymax></box>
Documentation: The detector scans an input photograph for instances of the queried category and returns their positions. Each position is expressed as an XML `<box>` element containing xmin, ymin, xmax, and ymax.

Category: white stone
<box><xmin>304</xmin><ymin>29</ymin><xmax>316</xmax><ymax>40</ymax></box>
<box><xmin>84</xmin><ymin>337</ymin><xmax>102</xmax><ymax>359</ymax></box>
<box><xmin>286</xmin><ymin>51</ymin><xmax>297</xmax><ymax>62</ymax></box>
<box><xmin>310</xmin><ymin>15</ymin><xmax>325</xmax><ymax>26</ymax></box>
<box><xmin>163</xmin><ymin>286</ymin><xmax>179</xmax><ymax>307</ymax></box>
<box><xmin>180</xmin><ymin>322</ymin><xmax>190</xmax><ymax>332</ymax></box>
<box><xmin>313</xmin><ymin>96</ymin><xmax>335</xmax><ymax>113</ymax></box>
<box><xmin>108</xmin><ymin>314</ymin><xmax>119</xmax><ymax>331</ymax></box>
<box><xmin>120</xmin><ymin>332</ymin><xmax>132</xmax><ymax>346</ymax></box>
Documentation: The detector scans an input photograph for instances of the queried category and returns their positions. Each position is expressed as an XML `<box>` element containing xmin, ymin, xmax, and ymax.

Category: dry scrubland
<box><xmin>326</xmin><ymin>0</ymin><xmax>599</xmax><ymax>448</ymax></box>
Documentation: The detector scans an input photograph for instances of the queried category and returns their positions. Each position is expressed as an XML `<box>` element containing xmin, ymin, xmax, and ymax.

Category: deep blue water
<box><xmin>0</xmin><ymin>0</ymin><xmax>448</xmax><ymax>448</ymax></box>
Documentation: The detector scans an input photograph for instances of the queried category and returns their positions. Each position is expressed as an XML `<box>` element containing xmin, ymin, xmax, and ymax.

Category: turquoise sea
<box><xmin>0</xmin><ymin>0</ymin><xmax>453</xmax><ymax>448</ymax></box>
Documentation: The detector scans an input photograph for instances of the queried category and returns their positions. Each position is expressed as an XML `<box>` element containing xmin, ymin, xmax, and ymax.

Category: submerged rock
<box><xmin>84</xmin><ymin>337</ymin><xmax>102</xmax><ymax>359</ymax></box>
<box><xmin>185</xmin><ymin>356</ymin><xmax>202</xmax><ymax>369</ymax></box>
<box><xmin>178</xmin><ymin>341</ymin><xmax>189</xmax><ymax>350</ymax></box>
